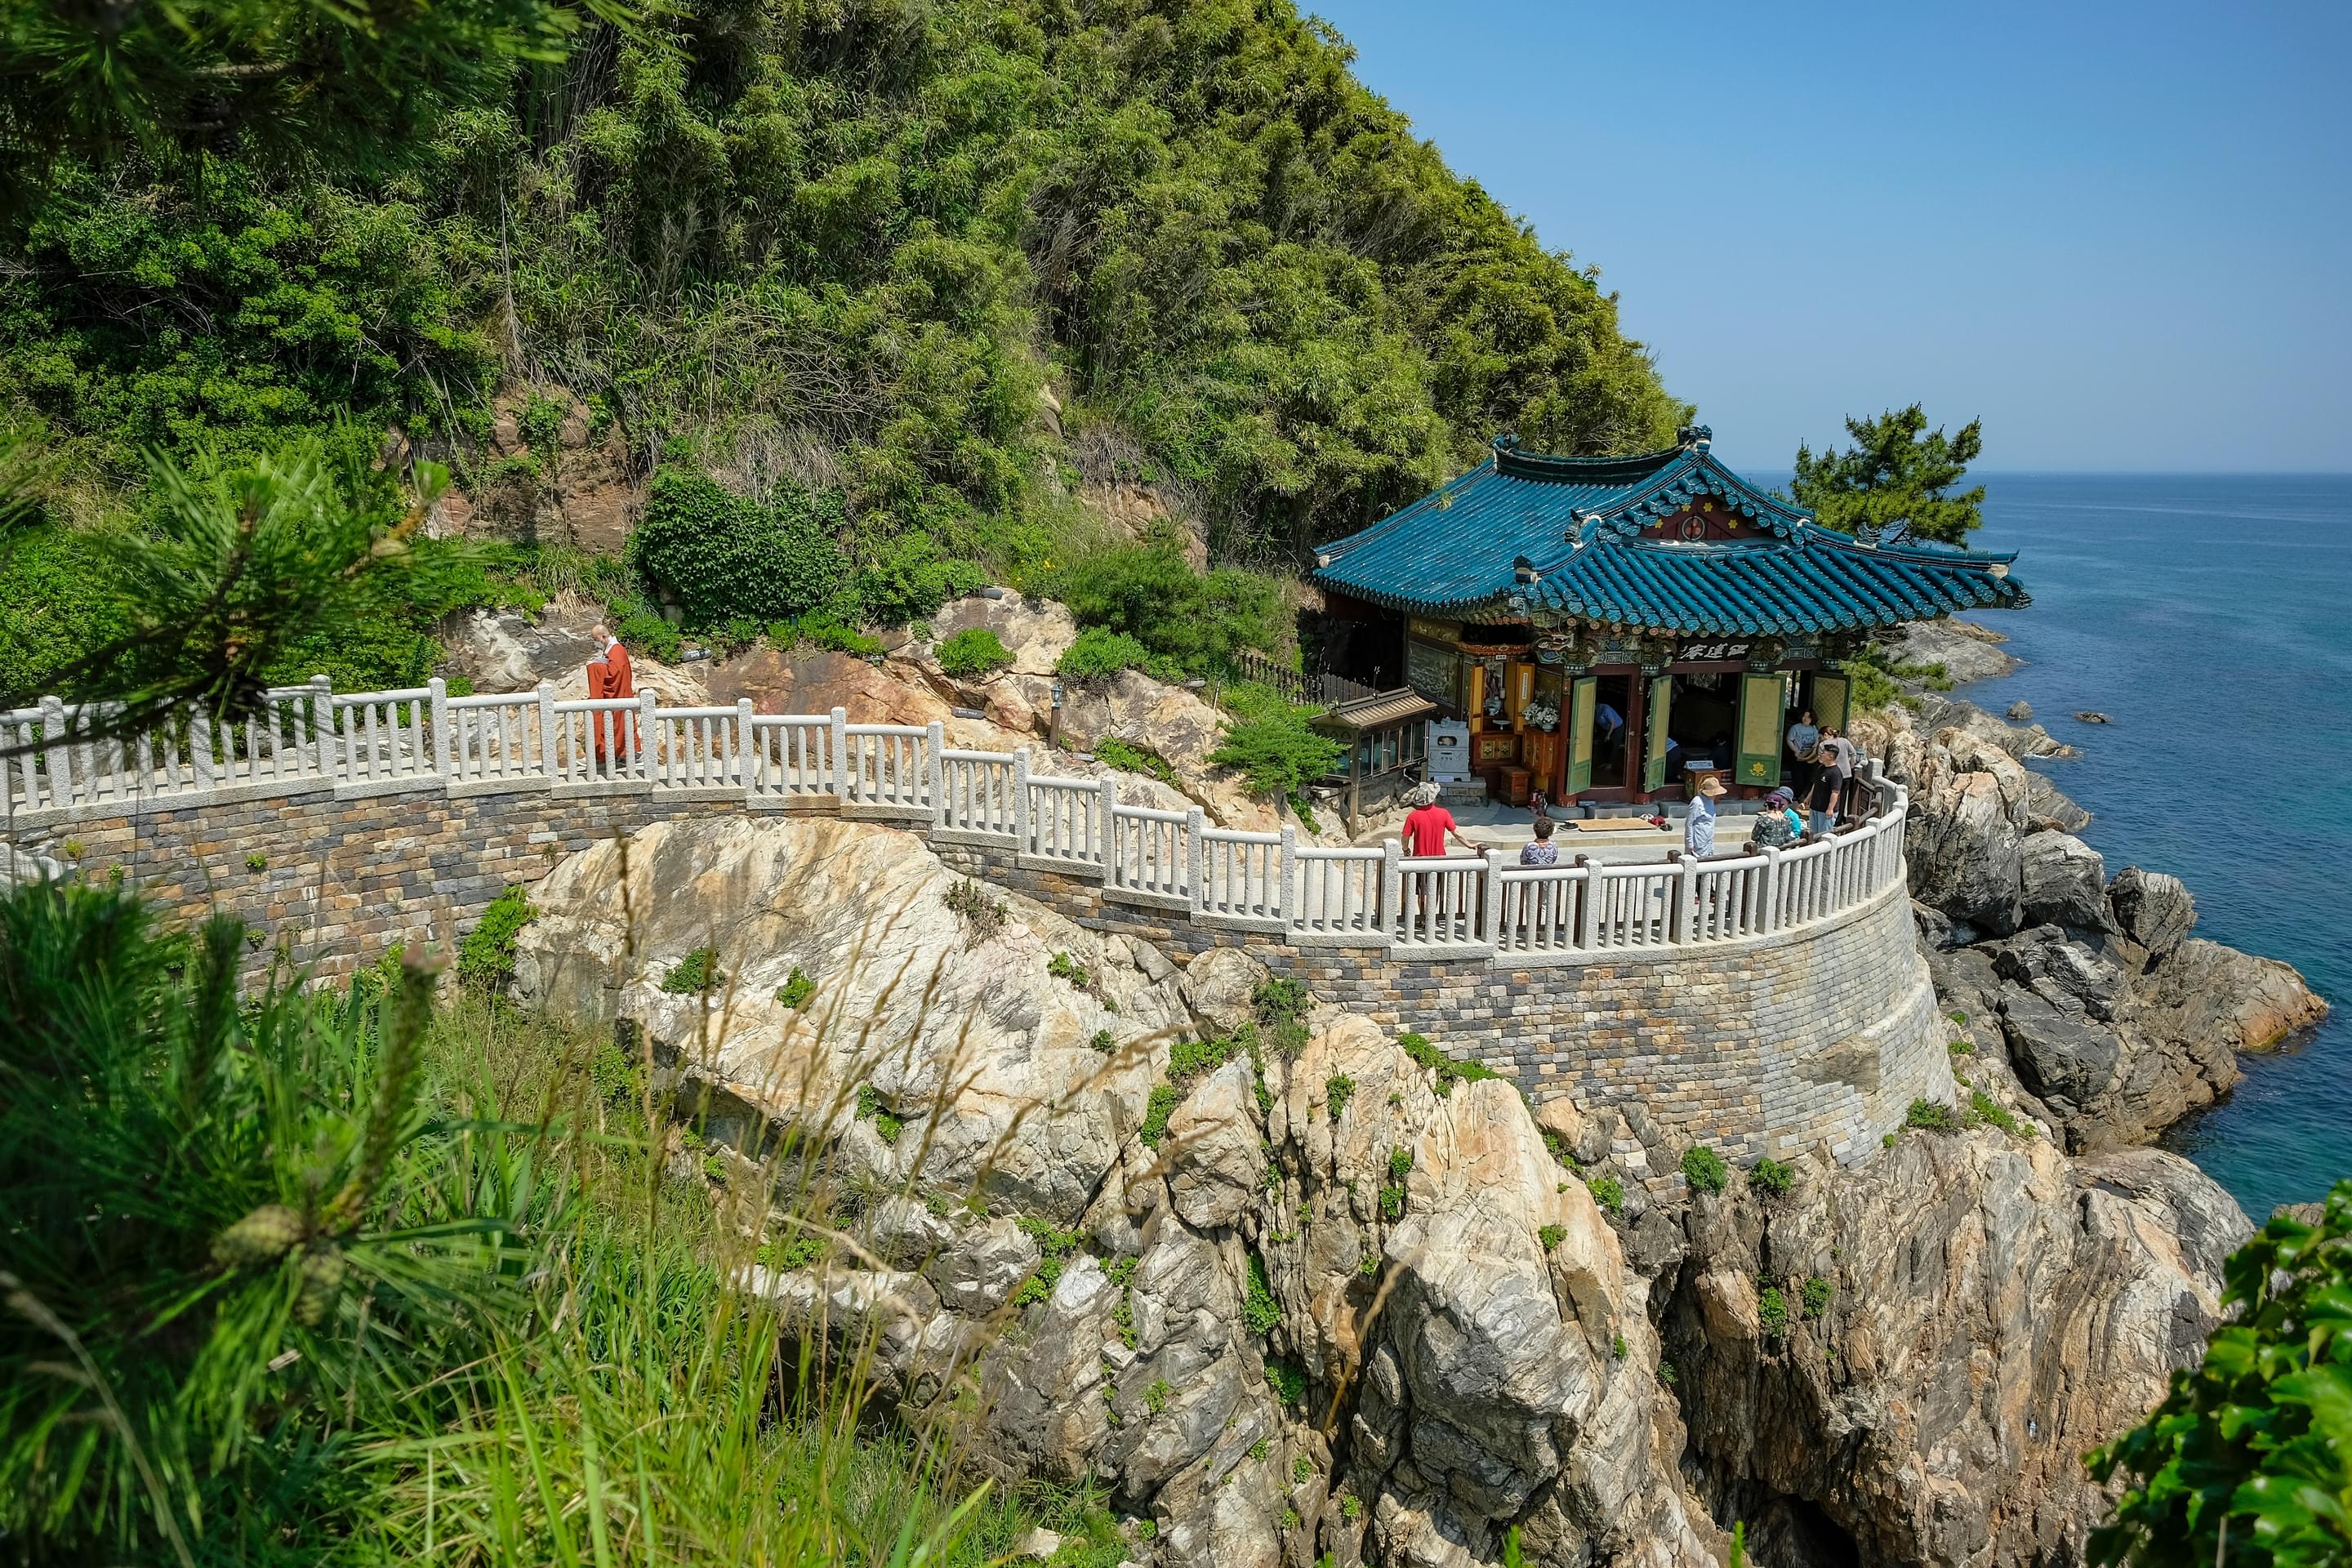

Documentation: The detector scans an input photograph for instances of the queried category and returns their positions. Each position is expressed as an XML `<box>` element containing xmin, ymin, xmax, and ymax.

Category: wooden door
<box><xmin>1642</xmin><ymin>674</ymin><xmax>1673</xmax><ymax>791</ymax></box>
<box><xmin>1735</xmin><ymin>671</ymin><xmax>1785</xmax><ymax>787</ymax></box>
<box><xmin>1813</xmin><ymin>672</ymin><xmax>1851</xmax><ymax>735</ymax></box>
<box><xmin>1565</xmin><ymin>675</ymin><xmax>1597</xmax><ymax>794</ymax></box>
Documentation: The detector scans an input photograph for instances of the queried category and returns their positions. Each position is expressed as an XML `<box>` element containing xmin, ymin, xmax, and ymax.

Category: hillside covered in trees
<box><xmin>2</xmin><ymin>0</ymin><xmax>1685</xmax><ymax>699</ymax></box>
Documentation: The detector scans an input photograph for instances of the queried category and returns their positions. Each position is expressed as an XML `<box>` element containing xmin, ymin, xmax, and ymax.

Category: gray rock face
<box><xmin>1667</xmin><ymin>1129</ymin><xmax>2249</xmax><ymax>1568</ymax></box>
<box><xmin>924</xmin><ymin>1214</ymin><xmax>1041</xmax><ymax>1316</ymax></box>
<box><xmin>2108</xmin><ymin>866</ymin><xmax>2196</xmax><ymax>960</ymax></box>
<box><xmin>2007</xmin><ymin>699</ymin><xmax>2034</xmax><ymax>721</ymax></box>
<box><xmin>1884</xmin><ymin>618</ymin><xmax>2021</xmax><ymax>687</ymax></box>
<box><xmin>1164</xmin><ymin>1059</ymin><xmax>1267</xmax><ymax>1231</ymax></box>
<box><xmin>1181</xmin><ymin>946</ymin><xmax>1269</xmax><ymax>1036</ymax></box>
<box><xmin>2000</xmin><ymin>985</ymin><xmax>2123</xmax><ymax>1113</ymax></box>
<box><xmin>2017</xmin><ymin>830</ymin><xmax>2110</xmax><ymax>932</ymax></box>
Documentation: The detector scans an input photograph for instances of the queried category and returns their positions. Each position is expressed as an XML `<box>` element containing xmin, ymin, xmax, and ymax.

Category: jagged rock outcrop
<box><xmin>1882</xmin><ymin>618</ymin><xmax>2020</xmax><ymax>688</ymax></box>
<box><xmin>1664</xmin><ymin>1130</ymin><xmax>2249</xmax><ymax>1568</ymax></box>
<box><xmin>513</xmin><ymin>814</ymin><xmax>1717</xmax><ymax>1566</ymax></box>
<box><xmin>1883</xmin><ymin>705</ymin><xmax>2326</xmax><ymax>1152</ymax></box>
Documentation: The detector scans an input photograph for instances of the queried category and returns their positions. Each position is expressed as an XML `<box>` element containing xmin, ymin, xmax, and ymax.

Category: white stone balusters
<box><xmin>537</xmin><ymin>683</ymin><xmax>559</xmax><ymax>784</ymax></box>
<box><xmin>1185</xmin><ymin>806</ymin><xmax>1206</xmax><ymax>915</ymax></box>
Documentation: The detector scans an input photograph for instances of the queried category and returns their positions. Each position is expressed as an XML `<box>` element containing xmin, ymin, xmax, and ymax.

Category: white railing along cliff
<box><xmin>3</xmin><ymin>678</ymin><xmax>1911</xmax><ymax>965</ymax></box>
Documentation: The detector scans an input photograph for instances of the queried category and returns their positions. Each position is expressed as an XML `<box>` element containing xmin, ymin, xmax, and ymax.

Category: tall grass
<box><xmin>0</xmin><ymin>881</ymin><xmax>1102</xmax><ymax>1564</ymax></box>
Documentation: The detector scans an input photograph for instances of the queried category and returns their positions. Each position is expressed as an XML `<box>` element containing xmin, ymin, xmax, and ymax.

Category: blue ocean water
<box><xmin>1962</xmin><ymin>474</ymin><xmax>2352</xmax><ymax>1218</ymax></box>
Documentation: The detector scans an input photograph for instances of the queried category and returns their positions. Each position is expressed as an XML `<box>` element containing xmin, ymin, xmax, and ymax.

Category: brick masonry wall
<box><xmin>16</xmin><ymin>791</ymin><xmax>1950</xmax><ymax>1169</ymax></box>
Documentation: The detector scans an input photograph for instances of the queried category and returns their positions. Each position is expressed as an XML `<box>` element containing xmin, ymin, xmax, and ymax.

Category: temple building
<box><xmin>1307</xmin><ymin>427</ymin><xmax>2027</xmax><ymax>805</ymax></box>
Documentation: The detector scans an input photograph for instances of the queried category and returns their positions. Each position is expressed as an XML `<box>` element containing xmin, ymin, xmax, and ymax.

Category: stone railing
<box><xmin>2</xmin><ymin>679</ymin><xmax>1909</xmax><ymax>968</ymax></box>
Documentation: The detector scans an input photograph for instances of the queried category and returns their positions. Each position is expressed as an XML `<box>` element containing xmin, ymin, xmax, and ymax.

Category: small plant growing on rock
<box><xmin>1138</xmin><ymin>1084</ymin><xmax>1180</xmax><ymax>1148</ymax></box>
<box><xmin>1948</xmin><ymin>1038</ymin><xmax>1974</xmax><ymax>1055</ymax></box>
<box><xmin>1046</xmin><ymin>950</ymin><xmax>1091</xmax><ymax>989</ymax></box>
<box><xmin>942</xmin><ymin>877</ymin><xmax>1007</xmax><ymax>946</ymax></box>
<box><xmin>1089</xmin><ymin>1027</ymin><xmax>1116</xmax><ymax>1053</ymax></box>
<box><xmin>1143</xmin><ymin>1378</ymin><xmax>1173</xmax><ymax>1416</ymax></box>
<box><xmin>855</xmin><ymin>1084</ymin><xmax>903</xmax><ymax>1146</ymax></box>
<box><xmin>1253</xmin><ymin>977</ymin><xmax>1312</xmax><ymax>1055</ymax></box>
<box><xmin>1339</xmin><ymin>1490</ymin><xmax>1362</xmax><ymax>1523</ymax></box>
<box><xmin>1968</xmin><ymin>1089</ymin><xmax>2024</xmax><ymax>1136</ymax></box>
<box><xmin>457</xmin><ymin>884</ymin><xmax>536</xmax><ymax>991</ymax></box>
<box><xmin>1280</xmin><ymin>1503</ymin><xmax>1299</xmax><ymax>1530</ymax></box>
<box><xmin>755</xmin><ymin>1234</ymin><xmax>826</xmax><ymax>1271</ymax></box>
<box><xmin>1748</xmin><ymin>1156</ymin><xmax>1794</xmax><ymax>1197</ymax></box>
<box><xmin>1294</xmin><ymin>1454</ymin><xmax>1316</xmax><ymax>1484</ymax></box>
<box><xmin>1539</xmin><ymin>1223</ymin><xmax>1566</xmax><ymax>1251</ymax></box>
<box><xmin>1758</xmin><ymin>1284</ymin><xmax>1789</xmax><ymax>1335</ymax></box>
<box><xmin>1398</xmin><ymin>1031</ymin><xmax>1501</xmax><ymax>1096</ymax></box>
<box><xmin>1883</xmin><ymin>1132</ymin><xmax>1898</xmax><ymax>1149</ymax></box>
<box><xmin>934</xmin><ymin>626</ymin><xmax>1012</xmax><ymax>677</ymax></box>
<box><xmin>1092</xmin><ymin>736</ymin><xmax>1180</xmax><ymax>787</ymax></box>
<box><xmin>1659</xmin><ymin>1358</ymin><xmax>1678</xmax><ymax>1387</ymax></box>
<box><xmin>1586</xmin><ymin>1173</ymin><xmax>1624</xmax><ymax>1215</ymax></box>
<box><xmin>1266</xmin><ymin>1359</ymin><xmax>1307</xmax><ymax>1405</ymax></box>
<box><xmin>773</xmin><ymin>967</ymin><xmax>814</xmax><ymax>1009</ymax></box>
<box><xmin>1009</xmin><ymin>1216</ymin><xmax>1084</xmax><ymax>1306</ymax></box>
<box><xmin>1681</xmin><ymin>1144</ymin><xmax>1729</xmax><ymax>1194</ymax></box>
<box><xmin>1243</xmin><ymin>1254</ymin><xmax>1283</xmax><ymax>1334</ymax></box>
<box><xmin>1359</xmin><ymin>1249</ymin><xmax>1379</xmax><ymax>1275</ymax></box>
<box><xmin>1905</xmin><ymin>1098</ymin><xmax>1962</xmax><ymax>1134</ymax></box>
<box><xmin>1324</xmin><ymin>1072</ymin><xmax>1356</xmax><ymax>1121</ymax></box>
<box><xmin>1613</xmin><ymin>1331</ymin><xmax>1628</xmax><ymax>1358</ymax></box>
<box><xmin>1802</xmin><ymin>1275</ymin><xmax>1834</xmax><ymax>1319</ymax></box>
<box><xmin>243</xmin><ymin>851</ymin><xmax>268</xmax><ymax>872</ymax></box>
<box><xmin>1541</xmin><ymin>1129</ymin><xmax>1579</xmax><ymax>1169</ymax></box>
<box><xmin>661</xmin><ymin>947</ymin><xmax>723</xmax><ymax>995</ymax></box>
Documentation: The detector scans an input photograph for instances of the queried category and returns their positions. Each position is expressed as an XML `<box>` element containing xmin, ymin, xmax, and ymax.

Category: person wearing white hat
<box><xmin>1686</xmin><ymin>773</ymin><xmax>1726</xmax><ymax>859</ymax></box>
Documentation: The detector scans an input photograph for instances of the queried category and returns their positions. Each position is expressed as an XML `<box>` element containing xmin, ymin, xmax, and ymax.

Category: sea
<box><xmin>1956</xmin><ymin>474</ymin><xmax>2352</xmax><ymax>1219</ymax></box>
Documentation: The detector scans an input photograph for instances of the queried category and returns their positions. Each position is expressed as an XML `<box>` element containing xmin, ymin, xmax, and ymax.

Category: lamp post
<box><xmin>1049</xmin><ymin>679</ymin><xmax>1064</xmax><ymax>748</ymax></box>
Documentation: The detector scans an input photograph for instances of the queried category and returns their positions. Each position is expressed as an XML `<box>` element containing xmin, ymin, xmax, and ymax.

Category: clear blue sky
<box><xmin>1312</xmin><ymin>2</ymin><xmax>2352</xmax><ymax>473</ymax></box>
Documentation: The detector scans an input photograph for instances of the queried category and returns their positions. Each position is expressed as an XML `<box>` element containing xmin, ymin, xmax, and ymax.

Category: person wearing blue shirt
<box><xmin>1784</xmin><ymin>708</ymin><xmax>1820</xmax><ymax>799</ymax></box>
<box><xmin>1686</xmin><ymin>773</ymin><xmax>1723</xmax><ymax>858</ymax></box>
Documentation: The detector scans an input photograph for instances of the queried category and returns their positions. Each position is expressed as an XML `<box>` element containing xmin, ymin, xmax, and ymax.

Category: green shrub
<box><xmin>1089</xmin><ymin>1028</ymin><xmax>1116</xmax><ymax>1054</ymax></box>
<box><xmin>1143</xmin><ymin>1379</ymin><xmax>1173</xmax><ymax>1416</ymax></box>
<box><xmin>774</xmin><ymin>968</ymin><xmax>815</xmax><ymax>1009</ymax></box>
<box><xmin>934</xmin><ymin>626</ymin><xmax>1012</xmax><ymax>678</ymax></box>
<box><xmin>457</xmin><ymin>885</ymin><xmax>537</xmax><ymax>992</ymax></box>
<box><xmin>1325</xmin><ymin>1073</ymin><xmax>1356</xmax><ymax>1122</ymax></box>
<box><xmin>1388</xmin><ymin>1147</ymin><xmax>1414</xmax><ymax>1183</ymax></box>
<box><xmin>629</xmin><ymin>469</ymin><xmax>852</xmax><ymax>630</ymax></box>
<box><xmin>1167</xmin><ymin>1031</ymin><xmax>1248</xmax><ymax>1080</ymax></box>
<box><xmin>1339</xmin><ymin>1490</ymin><xmax>1362</xmax><ymax>1523</ymax></box>
<box><xmin>1266</xmin><ymin>1360</ymin><xmax>1307</xmax><ymax>1406</ymax></box>
<box><xmin>244</xmin><ymin>852</ymin><xmax>269</xmax><ymax>873</ymax></box>
<box><xmin>1242</xmin><ymin>1254</ymin><xmax>1282</xmax><ymax>1334</ymax></box>
<box><xmin>1905</xmin><ymin>1098</ymin><xmax>1962</xmax><ymax>1134</ymax></box>
<box><xmin>1138</xmin><ymin>1085</ymin><xmax>1180</xmax><ymax>1148</ymax></box>
<box><xmin>1254</xmin><ymin>977</ymin><xmax>1312</xmax><ymax>1057</ymax></box>
<box><xmin>661</xmin><ymin>947</ymin><xmax>723</xmax><ymax>995</ymax></box>
<box><xmin>1057</xmin><ymin>626</ymin><xmax>1177</xmax><ymax>684</ymax></box>
<box><xmin>1586</xmin><ymin>1174</ymin><xmax>1624</xmax><ymax>1215</ymax></box>
<box><xmin>755</xmin><ymin>1234</ymin><xmax>827</xmax><ymax>1271</ymax></box>
<box><xmin>1748</xmin><ymin>1156</ymin><xmax>1794</xmax><ymax>1197</ymax></box>
<box><xmin>1045</xmin><ymin>544</ymin><xmax>1285</xmax><ymax>677</ymax></box>
<box><xmin>2088</xmin><ymin>1181</ymin><xmax>2352</xmax><ymax>1566</ymax></box>
<box><xmin>1293</xmin><ymin>1454</ymin><xmax>1316</xmax><ymax>1484</ymax></box>
<box><xmin>1046</xmin><ymin>951</ymin><xmax>1092</xmax><ymax>989</ymax></box>
<box><xmin>855</xmin><ymin>534</ymin><xmax>982</xmax><ymax>627</ymax></box>
<box><xmin>1091</xmin><ymin>737</ymin><xmax>1179</xmax><ymax>786</ymax></box>
<box><xmin>1758</xmin><ymin>1285</ymin><xmax>1788</xmax><ymax>1335</ymax></box>
<box><xmin>1968</xmin><ymin>1089</ymin><xmax>2024</xmax><ymax>1136</ymax></box>
<box><xmin>1539</xmin><ymin>1223</ymin><xmax>1566</xmax><ymax>1251</ymax></box>
<box><xmin>1379</xmin><ymin>1184</ymin><xmax>1405</xmax><ymax>1220</ymax></box>
<box><xmin>1883</xmin><ymin>1132</ymin><xmax>1898</xmax><ymax>1149</ymax></box>
<box><xmin>855</xmin><ymin>1085</ymin><xmax>903</xmax><ymax>1146</ymax></box>
<box><xmin>1801</xmin><ymin>1276</ymin><xmax>1833</xmax><ymax>1320</ymax></box>
<box><xmin>1681</xmin><ymin>1145</ymin><xmax>1730</xmax><ymax>1194</ymax></box>
<box><xmin>1209</xmin><ymin>683</ymin><xmax>1343</xmax><ymax>799</ymax></box>
<box><xmin>1009</xmin><ymin>1216</ymin><xmax>1085</xmax><ymax>1307</ymax></box>
<box><xmin>1396</xmin><ymin>1031</ymin><xmax>1503</xmax><ymax>1097</ymax></box>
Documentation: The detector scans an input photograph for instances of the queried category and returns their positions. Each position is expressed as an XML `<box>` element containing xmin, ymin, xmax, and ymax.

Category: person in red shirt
<box><xmin>1400</xmin><ymin>783</ymin><xmax>1476</xmax><ymax>858</ymax></box>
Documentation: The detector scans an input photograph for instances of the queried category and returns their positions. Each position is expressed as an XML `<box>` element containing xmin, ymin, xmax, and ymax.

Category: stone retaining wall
<box><xmin>14</xmin><ymin>786</ymin><xmax>1951</xmax><ymax>1168</ymax></box>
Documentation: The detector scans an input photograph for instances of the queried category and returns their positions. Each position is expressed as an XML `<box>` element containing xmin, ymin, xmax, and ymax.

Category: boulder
<box><xmin>976</xmin><ymin>1254</ymin><xmax>1121</xmax><ymax>1483</ymax></box>
<box><xmin>1181</xmin><ymin>947</ymin><xmax>1269</xmax><ymax>1036</ymax></box>
<box><xmin>1999</xmin><ymin>987</ymin><xmax>2123</xmax><ymax>1116</ymax></box>
<box><xmin>2107</xmin><ymin>866</ymin><xmax>2196</xmax><ymax>960</ymax></box>
<box><xmin>1883</xmin><ymin>617</ymin><xmax>2021</xmax><ymax>687</ymax></box>
<box><xmin>924</xmin><ymin>1214</ymin><xmax>1042</xmax><ymax>1316</ymax></box>
<box><xmin>1165</xmin><ymin>1058</ymin><xmax>1268</xmax><ymax>1231</ymax></box>
<box><xmin>2127</xmin><ymin>938</ymin><xmax>2329</xmax><ymax>1058</ymax></box>
<box><xmin>2017</xmin><ymin>831</ymin><xmax>2110</xmax><ymax>932</ymax></box>
<box><xmin>2007</xmin><ymin>700</ymin><xmax>2034</xmax><ymax>721</ymax></box>
<box><xmin>703</xmin><ymin>644</ymin><xmax>954</xmax><ymax>729</ymax></box>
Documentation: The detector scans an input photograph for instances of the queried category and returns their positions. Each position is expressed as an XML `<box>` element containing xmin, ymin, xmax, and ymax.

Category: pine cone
<box><xmin>212</xmin><ymin>1204</ymin><xmax>308</xmax><ymax>1267</ymax></box>
<box><xmin>292</xmin><ymin>1246</ymin><xmax>348</xmax><ymax>1328</ymax></box>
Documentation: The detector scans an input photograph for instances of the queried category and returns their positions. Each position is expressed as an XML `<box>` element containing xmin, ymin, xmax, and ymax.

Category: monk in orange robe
<box><xmin>587</xmin><ymin>623</ymin><xmax>637</xmax><ymax>762</ymax></box>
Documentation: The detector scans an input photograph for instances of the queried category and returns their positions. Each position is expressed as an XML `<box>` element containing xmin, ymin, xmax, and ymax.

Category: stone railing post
<box><xmin>38</xmin><ymin>695</ymin><xmax>71</xmax><ymax>808</ymax></box>
<box><xmin>1185</xmin><ymin>805</ymin><xmax>1206</xmax><ymax>912</ymax></box>
<box><xmin>309</xmin><ymin>675</ymin><xmax>333</xmax><ymax>777</ymax></box>
<box><xmin>1011</xmin><ymin>747</ymin><xmax>1032</xmax><ymax>853</ymax></box>
<box><xmin>925</xmin><ymin>720</ymin><xmax>947</xmax><ymax>826</ymax></box>
<box><xmin>189</xmin><ymin>704</ymin><xmax>216</xmax><ymax>794</ymax></box>
<box><xmin>1098</xmin><ymin>775</ymin><xmax>1119</xmax><ymax>874</ymax></box>
<box><xmin>639</xmin><ymin>691</ymin><xmax>659</xmax><ymax>784</ymax></box>
<box><xmin>537</xmin><ymin>682</ymin><xmax>559</xmax><ymax>782</ymax></box>
<box><xmin>740</xmin><ymin>700</ymin><xmax>760</xmax><ymax>795</ymax></box>
<box><xmin>1667</xmin><ymin>850</ymin><xmax>1692</xmax><ymax>944</ymax></box>
<box><xmin>1276</xmin><ymin>823</ymin><xmax>1297</xmax><ymax>924</ymax></box>
<box><xmin>1760</xmin><ymin>843</ymin><xmax>1783</xmax><ymax>933</ymax></box>
<box><xmin>1480</xmin><ymin>848</ymin><xmax>1505</xmax><ymax>946</ymax></box>
<box><xmin>425</xmin><ymin>678</ymin><xmax>447</xmax><ymax>780</ymax></box>
<box><xmin>1380</xmin><ymin>836</ymin><xmax>1402</xmax><ymax>938</ymax></box>
<box><xmin>829</xmin><ymin>706</ymin><xmax>849</xmax><ymax>800</ymax></box>
<box><xmin>1575</xmin><ymin>854</ymin><xmax>1600</xmax><ymax>949</ymax></box>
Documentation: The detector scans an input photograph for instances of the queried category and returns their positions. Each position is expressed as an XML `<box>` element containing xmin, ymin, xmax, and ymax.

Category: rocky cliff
<box><xmin>1853</xmin><ymin>692</ymin><xmax>2326</xmax><ymax>1154</ymax></box>
<box><xmin>507</xmin><ymin>811</ymin><xmax>2254</xmax><ymax>1568</ymax></box>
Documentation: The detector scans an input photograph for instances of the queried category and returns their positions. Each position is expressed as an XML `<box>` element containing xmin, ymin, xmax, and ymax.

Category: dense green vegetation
<box><xmin>2</xmin><ymin>0</ymin><xmax>1685</xmax><ymax>702</ymax></box>
<box><xmin>1791</xmin><ymin>403</ymin><xmax>1986</xmax><ymax>546</ymax></box>
<box><xmin>0</xmin><ymin>878</ymin><xmax>1110</xmax><ymax>1562</ymax></box>
<box><xmin>2089</xmin><ymin>1182</ymin><xmax>2352</xmax><ymax>1566</ymax></box>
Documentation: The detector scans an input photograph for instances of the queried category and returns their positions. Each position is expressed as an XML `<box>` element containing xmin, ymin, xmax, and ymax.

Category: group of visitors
<box><xmin>1783</xmin><ymin>707</ymin><xmax>1860</xmax><ymax>835</ymax></box>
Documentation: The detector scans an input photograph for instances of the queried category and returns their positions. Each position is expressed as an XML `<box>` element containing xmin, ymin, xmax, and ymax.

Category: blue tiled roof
<box><xmin>1311</xmin><ymin>434</ymin><xmax>2026</xmax><ymax>632</ymax></box>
